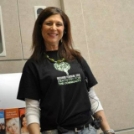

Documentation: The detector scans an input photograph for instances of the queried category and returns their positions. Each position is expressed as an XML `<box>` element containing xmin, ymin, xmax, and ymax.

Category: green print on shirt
<box><xmin>54</xmin><ymin>62</ymin><xmax>70</xmax><ymax>75</ymax></box>
<box><xmin>54</xmin><ymin>62</ymin><xmax>81</xmax><ymax>85</ymax></box>
<box><xmin>57</xmin><ymin>74</ymin><xmax>81</xmax><ymax>85</ymax></box>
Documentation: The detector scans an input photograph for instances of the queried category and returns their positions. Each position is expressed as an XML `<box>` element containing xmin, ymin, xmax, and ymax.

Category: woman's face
<box><xmin>6</xmin><ymin>119</ymin><xmax>19</xmax><ymax>134</ymax></box>
<box><xmin>22</xmin><ymin>117</ymin><xmax>27</xmax><ymax>127</ymax></box>
<box><xmin>41</xmin><ymin>14</ymin><xmax>64</xmax><ymax>49</ymax></box>
<box><xmin>2</xmin><ymin>124</ymin><xmax>5</xmax><ymax>130</ymax></box>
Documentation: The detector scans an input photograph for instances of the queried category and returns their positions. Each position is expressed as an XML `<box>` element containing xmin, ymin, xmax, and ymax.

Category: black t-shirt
<box><xmin>17</xmin><ymin>51</ymin><xmax>97</xmax><ymax>131</ymax></box>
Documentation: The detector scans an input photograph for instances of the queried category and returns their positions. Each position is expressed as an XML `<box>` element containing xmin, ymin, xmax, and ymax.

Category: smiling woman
<box><xmin>17</xmin><ymin>7</ymin><xmax>115</xmax><ymax>134</ymax></box>
<box><xmin>20</xmin><ymin>114</ymin><xmax>29</xmax><ymax>134</ymax></box>
<box><xmin>41</xmin><ymin>14</ymin><xmax>64</xmax><ymax>50</ymax></box>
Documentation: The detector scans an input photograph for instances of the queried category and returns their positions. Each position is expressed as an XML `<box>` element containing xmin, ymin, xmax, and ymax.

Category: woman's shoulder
<box><xmin>24</xmin><ymin>58</ymin><xmax>45</xmax><ymax>67</ymax></box>
<box><xmin>25</xmin><ymin>58</ymin><xmax>39</xmax><ymax>64</ymax></box>
<box><xmin>76</xmin><ymin>56</ymin><xmax>88</xmax><ymax>66</ymax></box>
<box><xmin>22</xmin><ymin>58</ymin><xmax>45</xmax><ymax>73</ymax></box>
<box><xmin>23</xmin><ymin>59</ymin><xmax>36</xmax><ymax>69</ymax></box>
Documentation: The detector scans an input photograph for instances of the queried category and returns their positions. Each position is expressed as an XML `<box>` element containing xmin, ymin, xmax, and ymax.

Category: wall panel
<box><xmin>0</xmin><ymin>0</ymin><xmax>22</xmax><ymax>60</ymax></box>
<box><xmin>18</xmin><ymin>0</ymin><xmax>61</xmax><ymax>59</ymax></box>
<box><xmin>62</xmin><ymin>0</ymin><xmax>134</xmax><ymax>133</ymax></box>
<box><xmin>62</xmin><ymin>0</ymin><xmax>90</xmax><ymax>61</ymax></box>
<box><xmin>82</xmin><ymin>0</ymin><xmax>134</xmax><ymax>132</ymax></box>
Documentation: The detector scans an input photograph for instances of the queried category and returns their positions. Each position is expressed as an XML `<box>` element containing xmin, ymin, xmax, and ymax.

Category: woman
<box><xmin>20</xmin><ymin>114</ymin><xmax>29</xmax><ymax>134</ymax></box>
<box><xmin>0</xmin><ymin>123</ymin><xmax>5</xmax><ymax>134</ymax></box>
<box><xmin>17</xmin><ymin>7</ymin><xmax>115</xmax><ymax>134</ymax></box>
<box><xmin>6</xmin><ymin>118</ymin><xmax>20</xmax><ymax>134</ymax></box>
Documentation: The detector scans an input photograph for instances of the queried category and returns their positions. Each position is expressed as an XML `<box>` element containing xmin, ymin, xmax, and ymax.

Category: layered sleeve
<box><xmin>80</xmin><ymin>57</ymin><xmax>98</xmax><ymax>89</ymax></box>
<box><xmin>17</xmin><ymin>60</ymin><xmax>41</xmax><ymax>101</ymax></box>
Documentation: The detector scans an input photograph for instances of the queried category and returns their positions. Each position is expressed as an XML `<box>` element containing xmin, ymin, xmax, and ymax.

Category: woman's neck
<box><xmin>45</xmin><ymin>43</ymin><xmax>59</xmax><ymax>51</ymax></box>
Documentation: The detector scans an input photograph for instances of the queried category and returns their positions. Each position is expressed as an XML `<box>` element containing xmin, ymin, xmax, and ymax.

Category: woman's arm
<box><xmin>93</xmin><ymin>110</ymin><xmax>111</xmax><ymax>131</ymax></box>
<box><xmin>27</xmin><ymin>123</ymin><xmax>40</xmax><ymax>134</ymax></box>
<box><xmin>88</xmin><ymin>87</ymin><xmax>103</xmax><ymax>114</ymax></box>
<box><xmin>89</xmin><ymin>88</ymin><xmax>115</xmax><ymax>133</ymax></box>
<box><xmin>25</xmin><ymin>99</ymin><xmax>41</xmax><ymax>134</ymax></box>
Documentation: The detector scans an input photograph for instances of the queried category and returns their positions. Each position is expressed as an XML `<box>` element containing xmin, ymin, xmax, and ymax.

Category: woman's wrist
<box><xmin>103</xmin><ymin>129</ymin><xmax>115</xmax><ymax>134</ymax></box>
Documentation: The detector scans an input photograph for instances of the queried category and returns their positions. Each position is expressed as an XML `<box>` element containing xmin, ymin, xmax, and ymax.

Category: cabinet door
<box><xmin>0</xmin><ymin>0</ymin><xmax>23</xmax><ymax>60</ymax></box>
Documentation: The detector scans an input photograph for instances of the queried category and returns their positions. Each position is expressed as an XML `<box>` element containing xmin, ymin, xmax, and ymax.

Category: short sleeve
<box><xmin>17</xmin><ymin>60</ymin><xmax>41</xmax><ymax>101</ymax></box>
<box><xmin>80</xmin><ymin>57</ymin><xmax>98</xmax><ymax>89</ymax></box>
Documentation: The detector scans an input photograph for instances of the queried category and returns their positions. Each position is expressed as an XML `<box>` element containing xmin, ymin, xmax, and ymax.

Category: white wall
<box><xmin>0</xmin><ymin>73</ymin><xmax>25</xmax><ymax>108</ymax></box>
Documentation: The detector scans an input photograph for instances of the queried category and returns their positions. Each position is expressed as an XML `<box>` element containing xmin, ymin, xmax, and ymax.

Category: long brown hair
<box><xmin>30</xmin><ymin>7</ymin><xmax>81</xmax><ymax>61</ymax></box>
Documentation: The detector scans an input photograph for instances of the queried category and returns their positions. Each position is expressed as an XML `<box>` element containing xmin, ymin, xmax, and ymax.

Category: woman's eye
<box><xmin>57</xmin><ymin>23</ymin><xmax>63</xmax><ymax>26</ymax></box>
<box><xmin>47</xmin><ymin>23</ymin><xmax>51</xmax><ymax>25</ymax></box>
<box><xmin>45</xmin><ymin>22</ymin><xmax>52</xmax><ymax>26</ymax></box>
<box><xmin>44</xmin><ymin>22</ymin><xmax>63</xmax><ymax>27</ymax></box>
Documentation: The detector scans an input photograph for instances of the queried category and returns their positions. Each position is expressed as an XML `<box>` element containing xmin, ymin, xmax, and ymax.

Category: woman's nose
<box><xmin>51</xmin><ymin>24</ymin><xmax>56</xmax><ymax>30</ymax></box>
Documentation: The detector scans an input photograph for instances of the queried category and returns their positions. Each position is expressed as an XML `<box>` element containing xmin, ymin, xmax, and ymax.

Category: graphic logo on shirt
<box><xmin>57</xmin><ymin>74</ymin><xmax>81</xmax><ymax>85</ymax></box>
<box><xmin>54</xmin><ymin>62</ymin><xmax>70</xmax><ymax>75</ymax></box>
<box><xmin>54</xmin><ymin>62</ymin><xmax>81</xmax><ymax>85</ymax></box>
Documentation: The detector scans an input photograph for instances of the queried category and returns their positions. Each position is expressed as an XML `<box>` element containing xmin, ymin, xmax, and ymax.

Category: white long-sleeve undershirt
<box><xmin>25</xmin><ymin>88</ymin><xmax>103</xmax><ymax>126</ymax></box>
<box><xmin>25</xmin><ymin>98</ymin><xmax>40</xmax><ymax>125</ymax></box>
<box><xmin>89</xmin><ymin>87</ymin><xmax>103</xmax><ymax>114</ymax></box>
